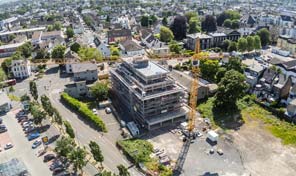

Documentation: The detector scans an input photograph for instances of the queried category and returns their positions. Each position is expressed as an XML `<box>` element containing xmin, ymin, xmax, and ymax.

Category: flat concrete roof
<box><xmin>123</xmin><ymin>56</ymin><xmax>168</xmax><ymax>77</ymax></box>
<box><xmin>0</xmin><ymin>42</ymin><xmax>24</xmax><ymax>50</ymax></box>
<box><xmin>71</xmin><ymin>63</ymin><xmax>97</xmax><ymax>73</ymax></box>
<box><xmin>0</xmin><ymin>27</ymin><xmax>46</xmax><ymax>36</ymax></box>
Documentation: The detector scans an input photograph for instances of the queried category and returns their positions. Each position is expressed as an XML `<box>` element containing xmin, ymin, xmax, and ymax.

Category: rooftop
<box><xmin>186</xmin><ymin>33</ymin><xmax>212</xmax><ymax>39</ymax></box>
<box><xmin>0</xmin><ymin>27</ymin><xmax>46</xmax><ymax>36</ymax></box>
<box><xmin>123</xmin><ymin>56</ymin><xmax>168</xmax><ymax>77</ymax></box>
<box><xmin>71</xmin><ymin>63</ymin><xmax>97</xmax><ymax>73</ymax></box>
<box><xmin>0</xmin><ymin>42</ymin><xmax>25</xmax><ymax>50</ymax></box>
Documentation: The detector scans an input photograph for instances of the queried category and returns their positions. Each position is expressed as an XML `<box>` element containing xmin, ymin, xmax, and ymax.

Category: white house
<box><xmin>119</xmin><ymin>40</ymin><xmax>144</xmax><ymax>57</ymax></box>
<box><xmin>94</xmin><ymin>37</ymin><xmax>111</xmax><ymax>57</ymax></box>
<box><xmin>11</xmin><ymin>59</ymin><xmax>31</xmax><ymax>79</ymax></box>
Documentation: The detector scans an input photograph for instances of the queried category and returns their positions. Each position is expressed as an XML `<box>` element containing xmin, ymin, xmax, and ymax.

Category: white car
<box><xmin>4</xmin><ymin>143</ymin><xmax>13</xmax><ymax>150</ymax></box>
<box><xmin>105</xmin><ymin>107</ymin><xmax>112</xmax><ymax>114</ymax></box>
<box><xmin>92</xmin><ymin>108</ymin><xmax>97</xmax><ymax>115</ymax></box>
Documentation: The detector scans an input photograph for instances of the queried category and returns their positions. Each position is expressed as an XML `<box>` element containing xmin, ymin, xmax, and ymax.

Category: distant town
<box><xmin>0</xmin><ymin>0</ymin><xmax>296</xmax><ymax>176</ymax></box>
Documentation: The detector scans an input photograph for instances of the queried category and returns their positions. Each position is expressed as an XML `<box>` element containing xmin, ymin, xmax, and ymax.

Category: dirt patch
<box><xmin>230</xmin><ymin>116</ymin><xmax>296</xmax><ymax>176</ymax></box>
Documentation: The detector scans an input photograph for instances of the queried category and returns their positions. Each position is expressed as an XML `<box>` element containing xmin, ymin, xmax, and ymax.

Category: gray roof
<box><xmin>71</xmin><ymin>63</ymin><xmax>97</xmax><ymax>73</ymax></box>
<box><xmin>186</xmin><ymin>33</ymin><xmax>212</xmax><ymax>39</ymax></box>
<box><xmin>123</xmin><ymin>56</ymin><xmax>168</xmax><ymax>77</ymax></box>
<box><xmin>120</xmin><ymin>40</ymin><xmax>143</xmax><ymax>52</ymax></box>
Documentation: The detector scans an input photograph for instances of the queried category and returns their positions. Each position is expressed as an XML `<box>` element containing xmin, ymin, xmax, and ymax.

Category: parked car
<box><xmin>0</xmin><ymin>128</ymin><xmax>7</xmax><ymax>133</ymax></box>
<box><xmin>32</xmin><ymin>140</ymin><xmax>42</xmax><ymax>149</ymax></box>
<box><xmin>92</xmin><ymin>108</ymin><xmax>97</xmax><ymax>115</ymax></box>
<box><xmin>52</xmin><ymin>167</ymin><xmax>65</xmax><ymax>175</ymax></box>
<box><xmin>27</xmin><ymin>133</ymin><xmax>40</xmax><ymax>141</ymax></box>
<box><xmin>18</xmin><ymin>116</ymin><xmax>28</xmax><ymax>122</ymax></box>
<box><xmin>105</xmin><ymin>107</ymin><xmax>112</xmax><ymax>114</ymax></box>
<box><xmin>4</xmin><ymin>143</ymin><xmax>13</xmax><ymax>150</ymax></box>
<box><xmin>50</xmin><ymin>161</ymin><xmax>63</xmax><ymax>171</ymax></box>
<box><xmin>24</xmin><ymin>126</ymin><xmax>36</xmax><ymax>134</ymax></box>
<box><xmin>217</xmin><ymin>149</ymin><xmax>224</xmax><ymax>155</ymax></box>
<box><xmin>43</xmin><ymin>154</ymin><xmax>55</xmax><ymax>162</ymax></box>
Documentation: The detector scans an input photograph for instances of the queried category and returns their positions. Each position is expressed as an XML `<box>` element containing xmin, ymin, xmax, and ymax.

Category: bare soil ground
<box><xmin>230</xmin><ymin>116</ymin><xmax>296</xmax><ymax>176</ymax></box>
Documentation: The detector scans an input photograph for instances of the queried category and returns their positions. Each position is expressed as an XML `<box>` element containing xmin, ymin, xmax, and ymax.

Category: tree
<box><xmin>17</xmin><ymin>42</ymin><xmax>32</xmax><ymax>58</ymax></box>
<box><xmin>246</xmin><ymin>36</ymin><xmax>255</xmax><ymax>52</ymax></box>
<box><xmin>216</xmin><ymin>10</ymin><xmax>240</xmax><ymax>26</ymax></box>
<box><xmin>47</xmin><ymin>25</ymin><xmax>54</xmax><ymax>31</ymax></box>
<box><xmin>169</xmin><ymin>40</ymin><xmax>182</xmax><ymax>54</ymax></box>
<box><xmin>1</xmin><ymin>58</ymin><xmax>12</xmax><ymax>78</ymax></box>
<box><xmin>228</xmin><ymin>41</ymin><xmax>237</xmax><ymax>52</ymax></box>
<box><xmin>257</xmin><ymin>28</ymin><xmax>270</xmax><ymax>47</ymax></box>
<box><xmin>226</xmin><ymin>56</ymin><xmax>243</xmax><ymax>73</ymax></box>
<box><xmin>41</xmin><ymin>95</ymin><xmax>54</xmax><ymax>116</ymax></box>
<box><xmin>53</xmin><ymin>21</ymin><xmax>62</xmax><ymax>30</ymax></box>
<box><xmin>160</xmin><ymin>26</ymin><xmax>174</xmax><ymax>43</ymax></box>
<box><xmin>201</xmin><ymin>15</ymin><xmax>217</xmax><ymax>32</ymax></box>
<box><xmin>78</xmin><ymin>47</ymin><xmax>103</xmax><ymax>61</ymax></box>
<box><xmin>170</xmin><ymin>15</ymin><xmax>187</xmax><ymax>40</ymax></box>
<box><xmin>220</xmin><ymin>39</ymin><xmax>231</xmax><ymax>52</ymax></box>
<box><xmin>89</xmin><ymin>141</ymin><xmax>104</xmax><ymax>167</ymax></box>
<box><xmin>231</xmin><ymin>19</ymin><xmax>239</xmax><ymax>29</ymax></box>
<box><xmin>68</xmin><ymin>147</ymin><xmax>88</xmax><ymax>174</ymax></box>
<box><xmin>215</xmin><ymin>67</ymin><xmax>227</xmax><ymax>83</ymax></box>
<box><xmin>30</xmin><ymin>103</ymin><xmax>46</xmax><ymax>126</ymax></box>
<box><xmin>55</xmin><ymin>136</ymin><xmax>76</xmax><ymax>157</ymax></box>
<box><xmin>200</xmin><ymin>59</ymin><xmax>220</xmax><ymax>81</ymax></box>
<box><xmin>35</xmin><ymin>48</ymin><xmax>48</xmax><ymax>60</ymax></box>
<box><xmin>52</xmin><ymin>45</ymin><xmax>66</xmax><ymax>59</ymax></box>
<box><xmin>64</xmin><ymin>120</ymin><xmax>75</xmax><ymax>138</ymax></box>
<box><xmin>223</xmin><ymin>19</ymin><xmax>232</xmax><ymax>28</ymax></box>
<box><xmin>29</xmin><ymin>81</ymin><xmax>38</xmax><ymax>100</ymax></box>
<box><xmin>66</xmin><ymin>27</ymin><xmax>74</xmax><ymax>38</ymax></box>
<box><xmin>185</xmin><ymin>11</ymin><xmax>198</xmax><ymax>22</ymax></box>
<box><xmin>70</xmin><ymin>43</ymin><xmax>81</xmax><ymax>53</ymax></box>
<box><xmin>96</xmin><ymin>170</ymin><xmax>113</xmax><ymax>176</ymax></box>
<box><xmin>162</xmin><ymin>17</ymin><xmax>168</xmax><ymax>26</ymax></box>
<box><xmin>0</xmin><ymin>68</ymin><xmax>7</xmax><ymax>82</ymax></box>
<box><xmin>110</xmin><ymin>46</ymin><xmax>120</xmax><ymax>57</ymax></box>
<box><xmin>140</xmin><ymin>15</ymin><xmax>149</xmax><ymax>27</ymax></box>
<box><xmin>52</xmin><ymin>108</ymin><xmax>63</xmax><ymax>126</ymax></box>
<box><xmin>20</xmin><ymin>94</ymin><xmax>30</xmax><ymax>102</ymax></box>
<box><xmin>237</xmin><ymin>37</ymin><xmax>248</xmax><ymax>52</ymax></box>
<box><xmin>214</xmin><ymin>70</ymin><xmax>248</xmax><ymax>110</ymax></box>
<box><xmin>188</xmin><ymin>17</ymin><xmax>200</xmax><ymax>34</ymax></box>
<box><xmin>117</xmin><ymin>164</ymin><xmax>130</xmax><ymax>176</ymax></box>
<box><xmin>90</xmin><ymin>82</ymin><xmax>109</xmax><ymax>102</ymax></box>
<box><xmin>254</xmin><ymin>35</ymin><xmax>262</xmax><ymax>50</ymax></box>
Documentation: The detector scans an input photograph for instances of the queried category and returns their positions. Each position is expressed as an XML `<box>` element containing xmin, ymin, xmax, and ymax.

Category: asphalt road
<box><xmin>0</xmin><ymin>112</ymin><xmax>51</xmax><ymax>176</ymax></box>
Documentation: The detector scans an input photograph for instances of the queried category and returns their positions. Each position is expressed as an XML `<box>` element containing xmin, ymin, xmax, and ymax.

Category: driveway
<box><xmin>0</xmin><ymin>111</ymin><xmax>51</xmax><ymax>176</ymax></box>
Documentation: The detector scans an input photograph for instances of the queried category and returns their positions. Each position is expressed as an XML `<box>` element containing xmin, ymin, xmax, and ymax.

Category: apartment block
<box><xmin>110</xmin><ymin>56</ymin><xmax>188</xmax><ymax>130</ymax></box>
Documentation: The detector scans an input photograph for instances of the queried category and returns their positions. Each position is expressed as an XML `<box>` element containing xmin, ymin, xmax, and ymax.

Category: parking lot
<box><xmin>0</xmin><ymin>110</ymin><xmax>51</xmax><ymax>176</ymax></box>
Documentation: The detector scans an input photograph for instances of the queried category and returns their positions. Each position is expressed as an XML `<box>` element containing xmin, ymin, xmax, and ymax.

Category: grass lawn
<box><xmin>117</xmin><ymin>139</ymin><xmax>172</xmax><ymax>176</ymax></box>
<box><xmin>8</xmin><ymin>94</ymin><xmax>20</xmax><ymax>101</ymax></box>
<box><xmin>198</xmin><ymin>96</ymin><xmax>296</xmax><ymax>146</ymax></box>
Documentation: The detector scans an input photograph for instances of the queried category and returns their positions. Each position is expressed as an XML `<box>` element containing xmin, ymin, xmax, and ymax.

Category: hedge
<box><xmin>61</xmin><ymin>92</ymin><xmax>107</xmax><ymax>132</ymax></box>
<box><xmin>64</xmin><ymin>120</ymin><xmax>75</xmax><ymax>138</ymax></box>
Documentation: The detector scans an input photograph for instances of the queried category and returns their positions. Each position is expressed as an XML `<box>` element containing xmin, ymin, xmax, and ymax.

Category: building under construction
<box><xmin>110</xmin><ymin>56</ymin><xmax>189</xmax><ymax>130</ymax></box>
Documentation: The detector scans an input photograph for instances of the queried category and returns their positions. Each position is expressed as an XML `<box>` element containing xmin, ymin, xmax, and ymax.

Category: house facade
<box><xmin>11</xmin><ymin>59</ymin><xmax>31</xmax><ymax>79</ymax></box>
<box><xmin>119</xmin><ymin>40</ymin><xmax>144</xmax><ymax>57</ymax></box>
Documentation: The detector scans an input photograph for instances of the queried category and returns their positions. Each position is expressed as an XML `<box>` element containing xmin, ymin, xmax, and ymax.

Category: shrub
<box><xmin>61</xmin><ymin>93</ymin><xmax>107</xmax><ymax>132</ymax></box>
<box><xmin>64</xmin><ymin>120</ymin><xmax>75</xmax><ymax>138</ymax></box>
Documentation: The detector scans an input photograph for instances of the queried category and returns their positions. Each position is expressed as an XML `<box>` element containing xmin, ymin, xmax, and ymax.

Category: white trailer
<box><xmin>207</xmin><ymin>130</ymin><xmax>219</xmax><ymax>142</ymax></box>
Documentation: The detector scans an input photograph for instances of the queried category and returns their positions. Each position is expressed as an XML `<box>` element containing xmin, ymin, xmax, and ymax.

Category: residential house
<box><xmin>0</xmin><ymin>92</ymin><xmax>11</xmax><ymax>113</ymax></box>
<box><xmin>186</xmin><ymin>33</ymin><xmax>212</xmax><ymax>50</ymax></box>
<box><xmin>11</xmin><ymin>59</ymin><xmax>31</xmax><ymax>79</ymax></box>
<box><xmin>64</xmin><ymin>49</ymin><xmax>81</xmax><ymax>74</ymax></box>
<box><xmin>71</xmin><ymin>63</ymin><xmax>98</xmax><ymax>81</ymax></box>
<box><xmin>279</xmin><ymin>15</ymin><xmax>294</xmax><ymax>28</ymax></box>
<box><xmin>94</xmin><ymin>37</ymin><xmax>111</xmax><ymax>57</ymax></box>
<box><xmin>240</xmin><ymin>15</ymin><xmax>257</xmax><ymax>28</ymax></box>
<box><xmin>64</xmin><ymin>80</ymin><xmax>92</xmax><ymax>98</ymax></box>
<box><xmin>170</xmin><ymin>70</ymin><xmax>218</xmax><ymax>100</ymax></box>
<box><xmin>277</xmin><ymin>35</ymin><xmax>296</xmax><ymax>57</ymax></box>
<box><xmin>107</xmin><ymin>28</ymin><xmax>132</xmax><ymax>44</ymax></box>
<box><xmin>254</xmin><ymin>68</ymin><xmax>292</xmax><ymax>102</ymax></box>
<box><xmin>0</xmin><ymin>27</ymin><xmax>46</xmax><ymax>42</ymax></box>
<box><xmin>0</xmin><ymin>42</ymin><xmax>25</xmax><ymax>58</ymax></box>
<box><xmin>244</xmin><ymin>63</ymin><xmax>265</xmax><ymax>89</ymax></box>
<box><xmin>119</xmin><ymin>40</ymin><xmax>144</xmax><ymax>57</ymax></box>
<box><xmin>208</xmin><ymin>33</ymin><xmax>227</xmax><ymax>48</ymax></box>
